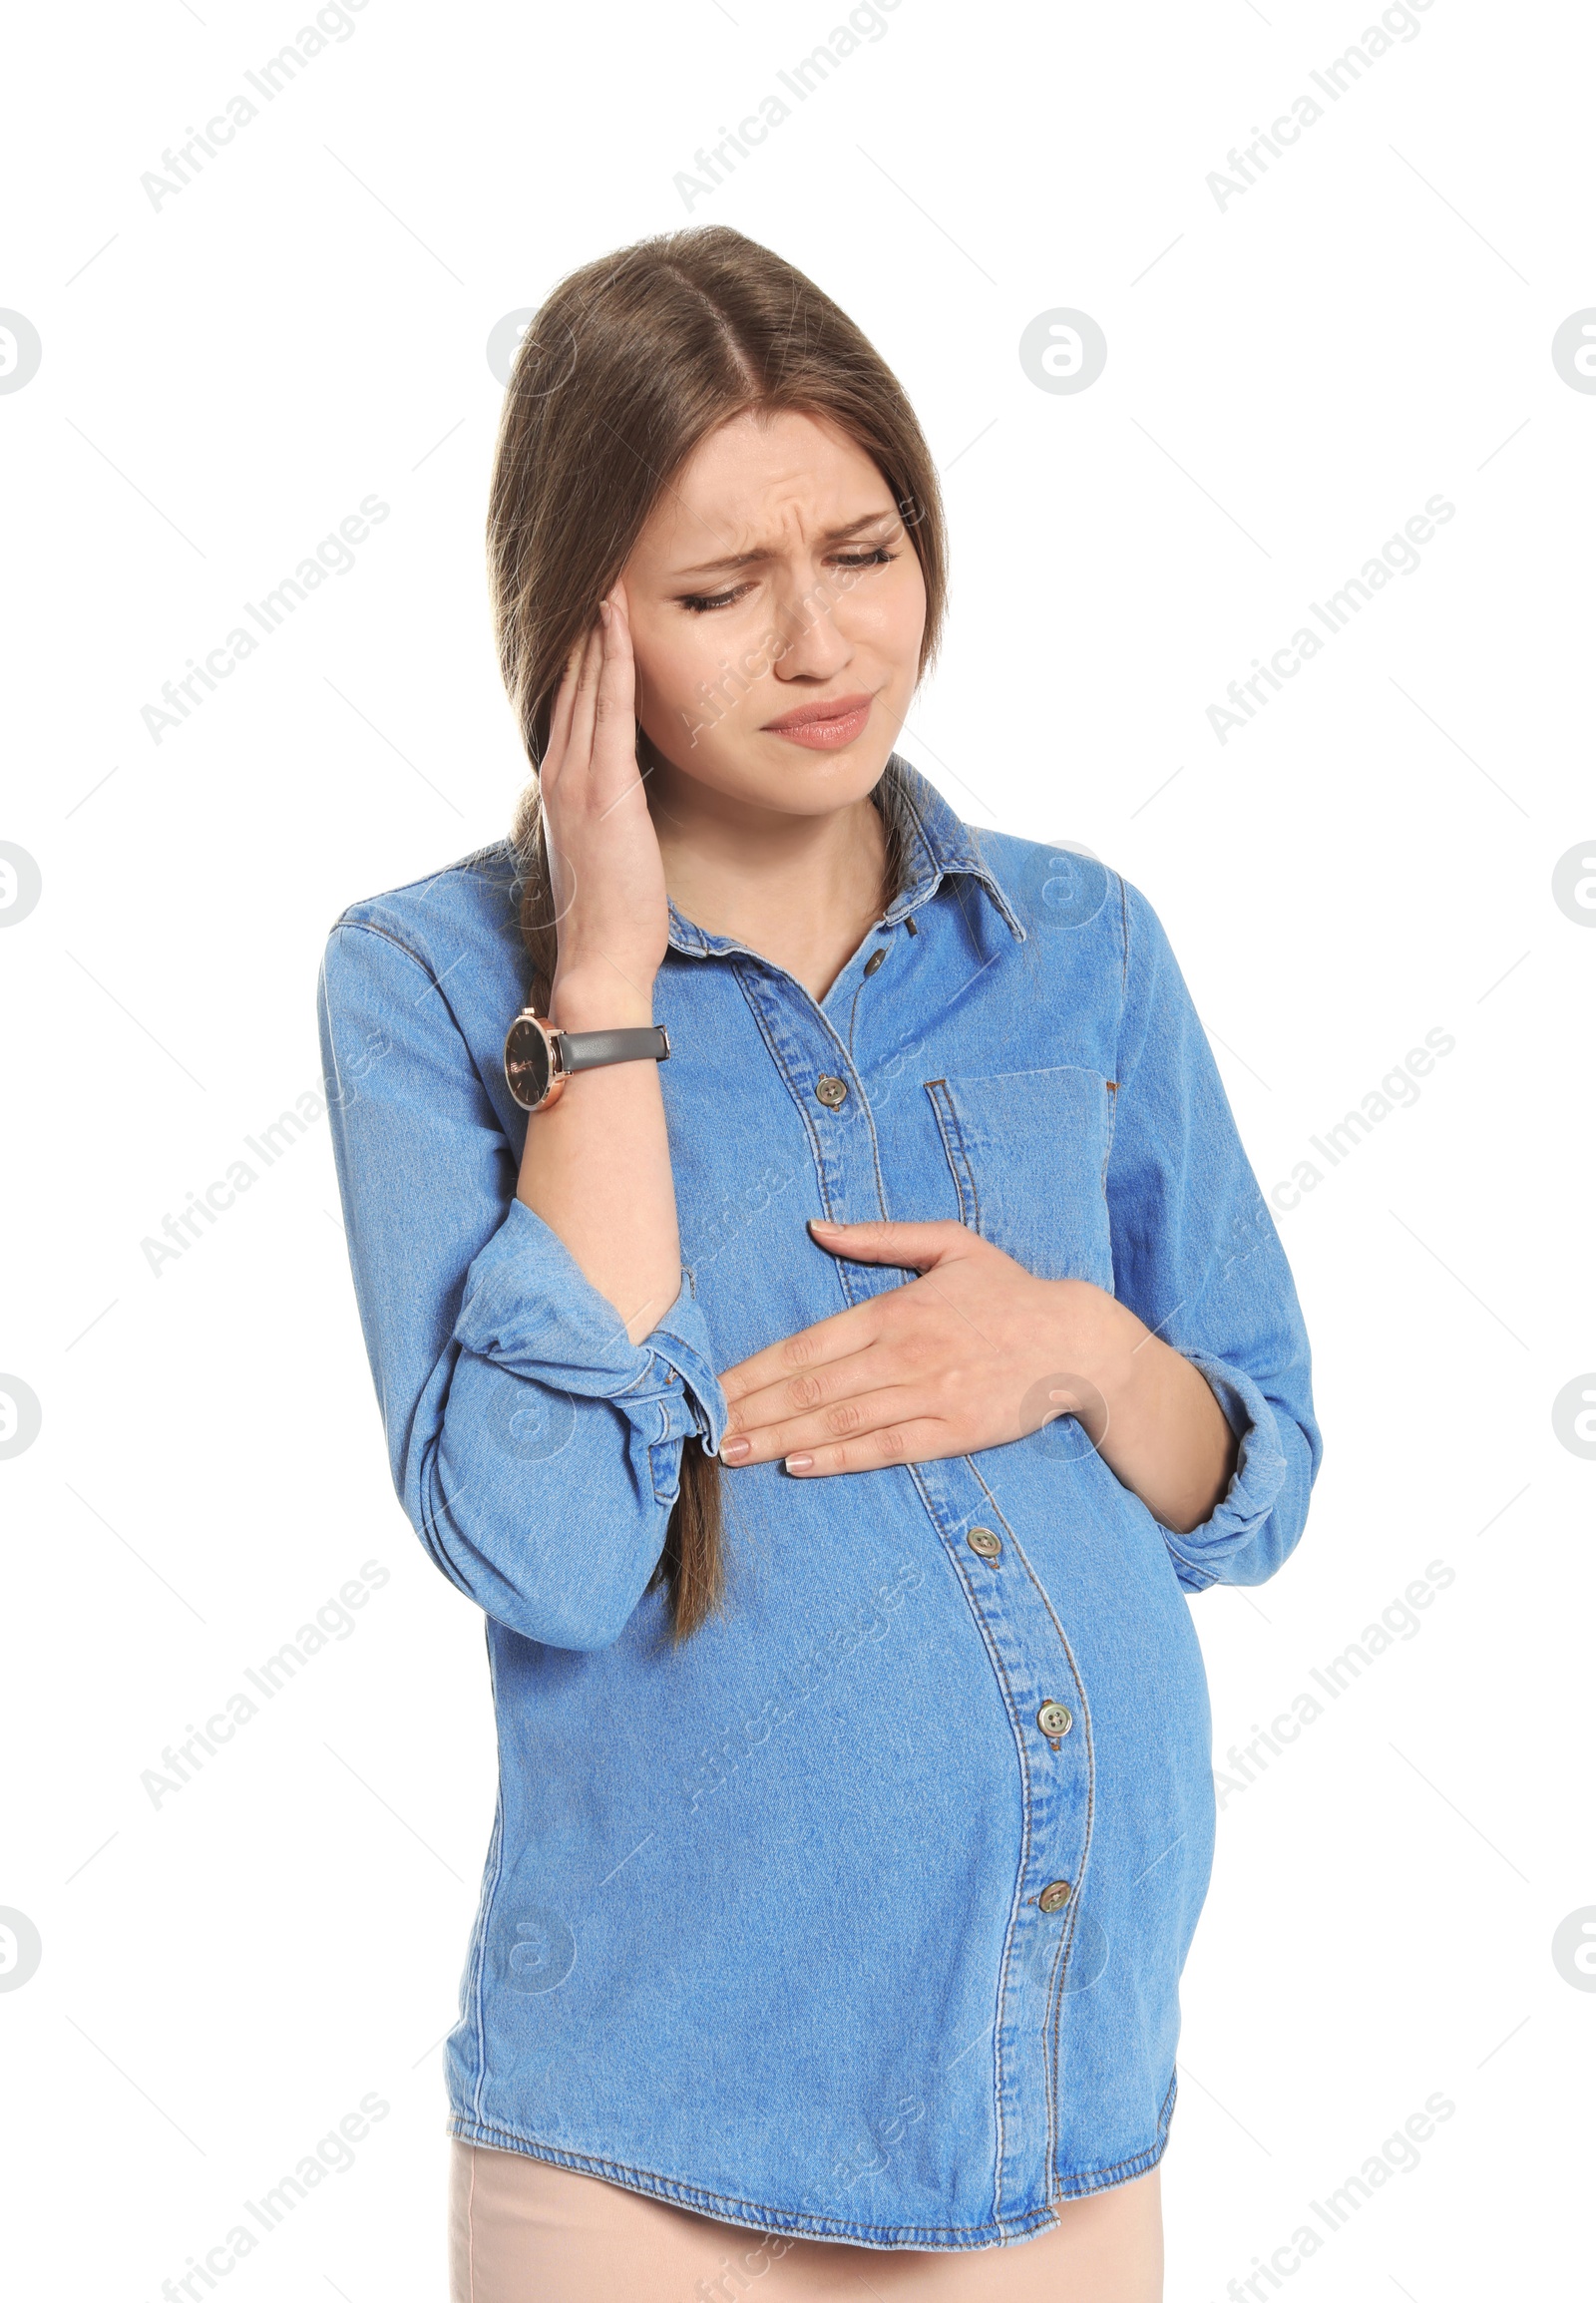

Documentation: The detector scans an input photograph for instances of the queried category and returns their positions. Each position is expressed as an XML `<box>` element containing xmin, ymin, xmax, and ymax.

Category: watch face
<box><xmin>504</xmin><ymin>1014</ymin><xmax>554</xmax><ymax>1109</ymax></box>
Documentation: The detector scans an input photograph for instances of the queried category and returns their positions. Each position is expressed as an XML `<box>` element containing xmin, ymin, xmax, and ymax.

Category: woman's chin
<box><xmin>647</xmin><ymin>741</ymin><xmax>893</xmax><ymax>820</ymax></box>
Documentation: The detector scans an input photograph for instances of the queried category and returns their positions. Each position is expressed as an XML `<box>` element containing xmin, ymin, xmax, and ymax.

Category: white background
<box><xmin>2</xmin><ymin>1</ymin><xmax>1592</xmax><ymax>2296</ymax></box>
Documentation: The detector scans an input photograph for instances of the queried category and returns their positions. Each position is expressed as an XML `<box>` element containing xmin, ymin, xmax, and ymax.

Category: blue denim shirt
<box><xmin>316</xmin><ymin>759</ymin><xmax>1320</xmax><ymax>2252</ymax></box>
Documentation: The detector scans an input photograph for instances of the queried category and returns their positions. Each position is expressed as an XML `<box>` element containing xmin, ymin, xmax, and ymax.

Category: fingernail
<box><xmin>719</xmin><ymin>1438</ymin><xmax>751</xmax><ymax>1464</ymax></box>
<box><xmin>808</xmin><ymin>1219</ymin><xmax>842</xmax><ymax>1233</ymax></box>
<box><xmin>598</xmin><ymin>600</ymin><xmax>611</xmax><ymax>626</ymax></box>
<box><xmin>784</xmin><ymin>1453</ymin><xmax>814</xmax><ymax>1473</ymax></box>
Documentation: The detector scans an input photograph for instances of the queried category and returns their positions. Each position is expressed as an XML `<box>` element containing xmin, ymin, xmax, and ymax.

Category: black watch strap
<box><xmin>556</xmin><ymin>1024</ymin><xmax>671</xmax><ymax>1075</ymax></box>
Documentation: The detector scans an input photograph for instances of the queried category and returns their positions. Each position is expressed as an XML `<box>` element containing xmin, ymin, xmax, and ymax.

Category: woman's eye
<box><xmin>680</xmin><ymin>585</ymin><xmax>748</xmax><ymax>613</ymax></box>
<box><xmin>679</xmin><ymin>547</ymin><xmax>898</xmax><ymax>614</ymax></box>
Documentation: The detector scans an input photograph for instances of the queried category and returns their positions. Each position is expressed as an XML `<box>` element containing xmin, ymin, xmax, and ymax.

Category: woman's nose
<box><xmin>768</xmin><ymin>580</ymin><xmax>853</xmax><ymax>679</ymax></box>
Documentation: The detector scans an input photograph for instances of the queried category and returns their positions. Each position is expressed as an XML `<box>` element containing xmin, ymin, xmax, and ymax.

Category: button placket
<box><xmin>729</xmin><ymin>961</ymin><xmax>889</xmax><ymax>1314</ymax></box>
<box><xmin>727</xmin><ymin>939</ymin><xmax>1091</xmax><ymax>2224</ymax></box>
<box><xmin>908</xmin><ymin>1466</ymin><xmax>1092</xmax><ymax>2226</ymax></box>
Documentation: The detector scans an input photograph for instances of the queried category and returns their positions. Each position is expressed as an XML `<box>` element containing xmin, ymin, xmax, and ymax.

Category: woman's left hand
<box><xmin>718</xmin><ymin>1218</ymin><xmax>1114</xmax><ymax>1473</ymax></box>
<box><xmin>717</xmin><ymin>1218</ymin><xmax>1239</xmax><ymax>1533</ymax></box>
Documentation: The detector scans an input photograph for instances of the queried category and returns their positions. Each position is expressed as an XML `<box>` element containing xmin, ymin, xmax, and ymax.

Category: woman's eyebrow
<box><xmin>671</xmin><ymin>509</ymin><xmax>899</xmax><ymax>579</ymax></box>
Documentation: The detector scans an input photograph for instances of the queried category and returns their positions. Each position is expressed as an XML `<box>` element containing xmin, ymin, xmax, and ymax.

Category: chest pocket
<box><xmin>925</xmin><ymin>1065</ymin><xmax>1116</xmax><ymax>1293</ymax></box>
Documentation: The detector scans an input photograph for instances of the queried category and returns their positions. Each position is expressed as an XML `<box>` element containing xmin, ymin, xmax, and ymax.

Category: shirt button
<box><xmin>967</xmin><ymin>1526</ymin><xmax>1001</xmax><ymax>1562</ymax></box>
<box><xmin>1037</xmin><ymin>1701</ymin><xmax>1073</xmax><ymax>1738</ymax></box>
<box><xmin>1038</xmin><ymin>1879</ymin><xmax>1072</xmax><ymax>1914</ymax></box>
<box><xmin>815</xmin><ymin>1075</ymin><xmax>849</xmax><ymax>1108</ymax></box>
<box><xmin>863</xmin><ymin>949</ymin><xmax>887</xmax><ymax>977</ymax></box>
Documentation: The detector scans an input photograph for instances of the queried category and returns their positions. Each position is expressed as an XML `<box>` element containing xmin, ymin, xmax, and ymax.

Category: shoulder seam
<box><xmin>327</xmin><ymin>841</ymin><xmax>520</xmax><ymax>916</ymax></box>
<box><xmin>324</xmin><ymin>918</ymin><xmax>501</xmax><ymax>1107</ymax></box>
<box><xmin>326</xmin><ymin>916</ymin><xmax>439</xmax><ymax>987</ymax></box>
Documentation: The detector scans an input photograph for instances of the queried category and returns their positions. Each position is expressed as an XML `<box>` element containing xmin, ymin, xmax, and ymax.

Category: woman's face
<box><xmin>620</xmin><ymin>408</ymin><xmax>928</xmax><ymax>820</ymax></box>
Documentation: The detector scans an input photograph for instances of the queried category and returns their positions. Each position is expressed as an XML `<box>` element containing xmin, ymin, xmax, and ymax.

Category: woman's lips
<box><xmin>761</xmin><ymin>693</ymin><xmax>874</xmax><ymax>749</ymax></box>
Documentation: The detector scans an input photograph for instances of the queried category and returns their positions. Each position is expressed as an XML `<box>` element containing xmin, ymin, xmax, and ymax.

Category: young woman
<box><xmin>318</xmin><ymin>225</ymin><xmax>1321</xmax><ymax>2303</ymax></box>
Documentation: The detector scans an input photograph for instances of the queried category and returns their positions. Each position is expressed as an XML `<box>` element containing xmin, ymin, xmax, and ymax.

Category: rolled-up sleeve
<box><xmin>317</xmin><ymin>920</ymin><xmax>726</xmax><ymax>1650</ymax></box>
<box><xmin>1104</xmin><ymin>880</ymin><xmax>1323</xmax><ymax>1591</ymax></box>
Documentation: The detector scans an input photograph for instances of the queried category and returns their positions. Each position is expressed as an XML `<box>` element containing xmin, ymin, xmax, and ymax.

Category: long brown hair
<box><xmin>485</xmin><ymin>223</ymin><xmax>949</xmax><ymax>1644</ymax></box>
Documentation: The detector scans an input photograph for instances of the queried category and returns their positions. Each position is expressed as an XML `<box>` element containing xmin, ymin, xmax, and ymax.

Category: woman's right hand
<box><xmin>517</xmin><ymin>580</ymin><xmax>682</xmax><ymax>1341</ymax></box>
<box><xmin>540</xmin><ymin>582</ymin><xmax>669</xmax><ymax>1019</ymax></box>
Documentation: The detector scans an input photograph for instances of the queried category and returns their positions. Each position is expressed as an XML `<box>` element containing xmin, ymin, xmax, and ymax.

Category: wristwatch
<box><xmin>503</xmin><ymin>1008</ymin><xmax>671</xmax><ymax>1113</ymax></box>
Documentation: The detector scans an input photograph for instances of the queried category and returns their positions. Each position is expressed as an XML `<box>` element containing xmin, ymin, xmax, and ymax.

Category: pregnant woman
<box><xmin>318</xmin><ymin>224</ymin><xmax>1321</xmax><ymax>2302</ymax></box>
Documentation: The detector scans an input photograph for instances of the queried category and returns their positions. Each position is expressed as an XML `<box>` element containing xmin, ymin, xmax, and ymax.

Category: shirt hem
<box><xmin>443</xmin><ymin>2111</ymin><xmax>1172</xmax><ymax>2251</ymax></box>
<box><xmin>1048</xmin><ymin>2064</ymin><xmax>1178</xmax><ymax>2202</ymax></box>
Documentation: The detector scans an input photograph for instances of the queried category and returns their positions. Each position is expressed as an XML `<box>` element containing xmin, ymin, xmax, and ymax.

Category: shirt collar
<box><xmin>665</xmin><ymin>754</ymin><xmax>1025</xmax><ymax>958</ymax></box>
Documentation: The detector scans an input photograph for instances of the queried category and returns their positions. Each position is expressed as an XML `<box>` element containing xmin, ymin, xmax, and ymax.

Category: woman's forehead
<box><xmin>635</xmin><ymin>415</ymin><xmax>894</xmax><ymax>569</ymax></box>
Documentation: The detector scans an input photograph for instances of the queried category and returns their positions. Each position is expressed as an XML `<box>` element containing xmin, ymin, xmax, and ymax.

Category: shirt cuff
<box><xmin>454</xmin><ymin>1197</ymin><xmax>728</xmax><ymax>1459</ymax></box>
<box><xmin>1156</xmin><ymin>1349</ymin><xmax>1289</xmax><ymax>1591</ymax></box>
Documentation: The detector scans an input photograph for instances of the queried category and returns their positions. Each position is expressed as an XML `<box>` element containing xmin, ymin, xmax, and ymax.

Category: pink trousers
<box><xmin>448</xmin><ymin>2139</ymin><xmax>1163</xmax><ymax>2303</ymax></box>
